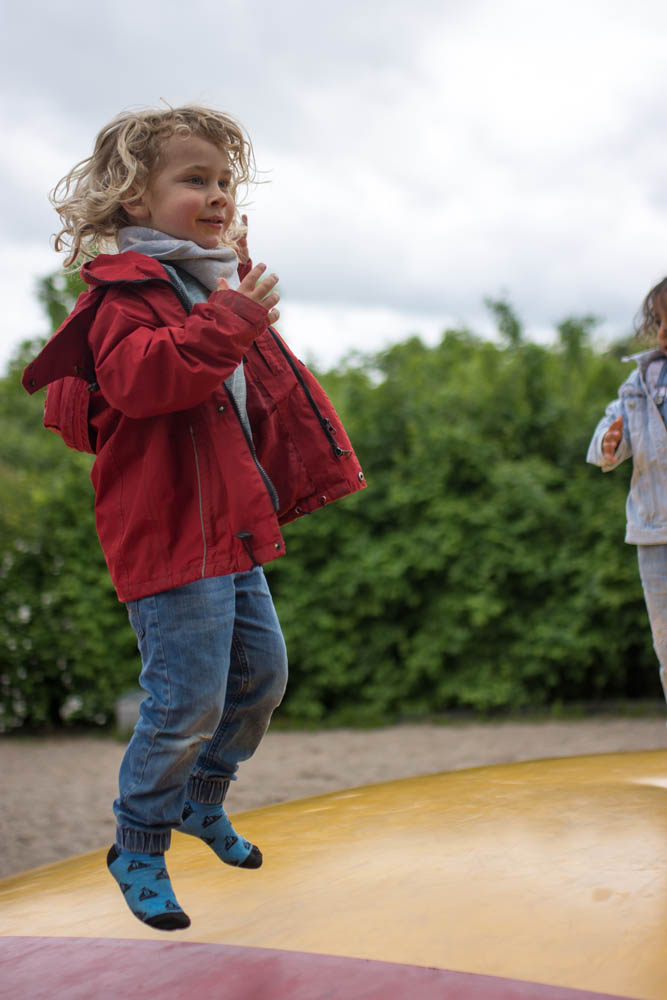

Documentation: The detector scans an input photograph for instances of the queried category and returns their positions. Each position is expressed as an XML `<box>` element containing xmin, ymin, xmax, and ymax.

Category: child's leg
<box><xmin>637</xmin><ymin>544</ymin><xmax>667</xmax><ymax>703</ymax></box>
<box><xmin>181</xmin><ymin>566</ymin><xmax>288</xmax><ymax>867</ymax></box>
<box><xmin>111</xmin><ymin>576</ymin><xmax>240</xmax><ymax>926</ymax></box>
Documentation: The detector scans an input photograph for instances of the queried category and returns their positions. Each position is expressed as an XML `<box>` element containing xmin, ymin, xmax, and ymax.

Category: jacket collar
<box><xmin>622</xmin><ymin>348</ymin><xmax>665</xmax><ymax>378</ymax></box>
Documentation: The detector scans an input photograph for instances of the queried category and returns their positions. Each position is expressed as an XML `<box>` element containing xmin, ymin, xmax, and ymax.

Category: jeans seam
<box><xmin>124</xmin><ymin>595</ymin><xmax>171</xmax><ymax>799</ymax></box>
<box><xmin>202</xmin><ymin>630</ymin><xmax>250</xmax><ymax>763</ymax></box>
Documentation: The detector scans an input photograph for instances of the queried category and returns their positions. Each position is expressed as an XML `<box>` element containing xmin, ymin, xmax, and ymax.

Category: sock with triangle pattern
<box><xmin>180</xmin><ymin>799</ymin><xmax>262</xmax><ymax>869</ymax></box>
<box><xmin>107</xmin><ymin>845</ymin><xmax>191</xmax><ymax>931</ymax></box>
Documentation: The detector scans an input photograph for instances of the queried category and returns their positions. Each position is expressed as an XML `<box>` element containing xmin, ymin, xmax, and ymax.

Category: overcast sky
<box><xmin>3</xmin><ymin>0</ymin><xmax>667</xmax><ymax>373</ymax></box>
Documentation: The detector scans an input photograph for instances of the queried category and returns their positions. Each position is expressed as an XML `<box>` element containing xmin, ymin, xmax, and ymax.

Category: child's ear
<box><xmin>121</xmin><ymin>189</ymin><xmax>151</xmax><ymax>223</ymax></box>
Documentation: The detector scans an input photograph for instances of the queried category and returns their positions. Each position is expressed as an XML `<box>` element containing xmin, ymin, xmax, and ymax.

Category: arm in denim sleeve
<box><xmin>586</xmin><ymin>396</ymin><xmax>632</xmax><ymax>471</ymax></box>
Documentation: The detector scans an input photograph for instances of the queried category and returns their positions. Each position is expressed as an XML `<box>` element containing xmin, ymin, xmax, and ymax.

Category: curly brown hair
<box><xmin>52</xmin><ymin>105</ymin><xmax>255</xmax><ymax>266</ymax></box>
<box><xmin>635</xmin><ymin>276</ymin><xmax>667</xmax><ymax>341</ymax></box>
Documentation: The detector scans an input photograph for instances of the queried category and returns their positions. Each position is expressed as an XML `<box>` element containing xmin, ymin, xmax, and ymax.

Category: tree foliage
<box><xmin>0</xmin><ymin>275</ymin><xmax>136</xmax><ymax>731</ymax></box>
<box><xmin>266</xmin><ymin>315</ymin><xmax>654</xmax><ymax>721</ymax></box>
<box><xmin>0</xmin><ymin>284</ymin><xmax>660</xmax><ymax>730</ymax></box>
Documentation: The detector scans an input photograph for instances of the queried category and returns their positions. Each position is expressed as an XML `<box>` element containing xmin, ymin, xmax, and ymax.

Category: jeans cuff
<box><xmin>186</xmin><ymin>777</ymin><xmax>230</xmax><ymax>804</ymax></box>
<box><xmin>116</xmin><ymin>824</ymin><xmax>172</xmax><ymax>855</ymax></box>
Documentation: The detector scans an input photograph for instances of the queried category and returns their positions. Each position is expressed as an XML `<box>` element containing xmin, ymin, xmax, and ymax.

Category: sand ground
<box><xmin>1</xmin><ymin>717</ymin><xmax>665</xmax><ymax>879</ymax></box>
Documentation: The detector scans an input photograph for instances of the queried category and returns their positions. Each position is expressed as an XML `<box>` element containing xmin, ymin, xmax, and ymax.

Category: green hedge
<box><xmin>265</xmin><ymin>321</ymin><xmax>655</xmax><ymax>721</ymax></box>
<box><xmin>0</xmin><ymin>288</ymin><xmax>660</xmax><ymax>730</ymax></box>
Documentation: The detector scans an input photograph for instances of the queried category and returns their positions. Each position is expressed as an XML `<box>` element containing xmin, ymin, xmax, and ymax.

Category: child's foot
<box><xmin>180</xmin><ymin>799</ymin><xmax>262</xmax><ymax>868</ymax></box>
<box><xmin>106</xmin><ymin>845</ymin><xmax>191</xmax><ymax>931</ymax></box>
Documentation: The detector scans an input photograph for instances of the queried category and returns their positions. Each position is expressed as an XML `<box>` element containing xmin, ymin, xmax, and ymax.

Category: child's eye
<box><xmin>186</xmin><ymin>175</ymin><xmax>204</xmax><ymax>185</ymax></box>
<box><xmin>218</xmin><ymin>179</ymin><xmax>230</xmax><ymax>190</ymax></box>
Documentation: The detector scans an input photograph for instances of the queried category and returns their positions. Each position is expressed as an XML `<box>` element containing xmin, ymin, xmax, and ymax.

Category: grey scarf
<box><xmin>117</xmin><ymin>227</ymin><xmax>240</xmax><ymax>292</ymax></box>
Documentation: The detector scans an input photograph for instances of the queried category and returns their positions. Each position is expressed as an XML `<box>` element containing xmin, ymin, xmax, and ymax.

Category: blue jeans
<box><xmin>114</xmin><ymin>567</ymin><xmax>288</xmax><ymax>853</ymax></box>
<box><xmin>637</xmin><ymin>545</ymin><xmax>667</xmax><ymax>704</ymax></box>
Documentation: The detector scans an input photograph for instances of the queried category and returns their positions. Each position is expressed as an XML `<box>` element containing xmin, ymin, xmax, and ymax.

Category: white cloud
<box><xmin>0</xmin><ymin>245</ymin><xmax>56</xmax><ymax>351</ymax></box>
<box><xmin>277</xmin><ymin>300</ymin><xmax>451</xmax><ymax>370</ymax></box>
<box><xmin>3</xmin><ymin>0</ymin><xmax>667</xmax><ymax>373</ymax></box>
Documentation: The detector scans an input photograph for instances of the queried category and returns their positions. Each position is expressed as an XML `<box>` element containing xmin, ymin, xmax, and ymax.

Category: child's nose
<box><xmin>208</xmin><ymin>184</ymin><xmax>228</xmax><ymax>204</ymax></box>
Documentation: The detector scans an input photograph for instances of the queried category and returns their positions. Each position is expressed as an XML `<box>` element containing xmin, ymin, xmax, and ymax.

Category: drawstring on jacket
<box><xmin>236</xmin><ymin>531</ymin><xmax>258</xmax><ymax>567</ymax></box>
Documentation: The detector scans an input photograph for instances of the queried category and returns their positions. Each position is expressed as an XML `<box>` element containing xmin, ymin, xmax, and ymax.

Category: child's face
<box><xmin>656</xmin><ymin>297</ymin><xmax>667</xmax><ymax>354</ymax></box>
<box><xmin>127</xmin><ymin>135</ymin><xmax>235</xmax><ymax>249</ymax></box>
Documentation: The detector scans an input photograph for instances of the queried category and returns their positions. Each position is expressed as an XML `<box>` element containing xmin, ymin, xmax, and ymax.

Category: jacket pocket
<box><xmin>44</xmin><ymin>377</ymin><xmax>97</xmax><ymax>454</ymax></box>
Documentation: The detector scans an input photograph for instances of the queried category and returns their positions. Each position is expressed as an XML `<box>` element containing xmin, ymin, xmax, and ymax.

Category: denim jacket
<box><xmin>587</xmin><ymin>349</ymin><xmax>667</xmax><ymax>544</ymax></box>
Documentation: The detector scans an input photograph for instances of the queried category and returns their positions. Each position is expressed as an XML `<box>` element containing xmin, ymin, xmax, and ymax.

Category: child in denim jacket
<box><xmin>23</xmin><ymin>105</ymin><xmax>365</xmax><ymax>931</ymax></box>
<box><xmin>587</xmin><ymin>275</ymin><xmax>667</xmax><ymax>706</ymax></box>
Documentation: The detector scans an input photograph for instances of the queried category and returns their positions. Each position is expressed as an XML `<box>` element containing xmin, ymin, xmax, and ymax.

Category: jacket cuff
<box><xmin>207</xmin><ymin>288</ymin><xmax>268</xmax><ymax>329</ymax></box>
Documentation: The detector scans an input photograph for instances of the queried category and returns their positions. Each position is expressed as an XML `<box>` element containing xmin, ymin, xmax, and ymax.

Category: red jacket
<box><xmin>23</xmin><ymin>252</ymin><xmax>366</xmax><ymax>601</ymax></box>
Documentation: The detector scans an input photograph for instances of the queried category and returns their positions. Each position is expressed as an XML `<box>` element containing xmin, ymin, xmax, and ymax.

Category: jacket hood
<box><xmin>22</xmin><ymin>253</ymin><xmax>171</xmax><ymax>394</ymax></box>
<box><xmin>80</xmin><ymin>251</ymin><xmax>170</xmax><ymax>287</ymax></box>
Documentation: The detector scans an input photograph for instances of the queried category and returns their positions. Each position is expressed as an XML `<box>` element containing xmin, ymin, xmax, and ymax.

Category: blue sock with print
<box><xmin>180</xmin><ymin>799</ymin><xmax>262</xmax><ymax>869</ymax></box>
<box><xmin>106</xmin><ymin>845</ymin><xmax>191</xmax><ymax>931</ymax></box>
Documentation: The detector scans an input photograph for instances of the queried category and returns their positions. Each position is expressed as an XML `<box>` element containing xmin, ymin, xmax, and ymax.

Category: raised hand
<box><xmin>234</xmin><ymin>213</ymin><xmax>250</xmax><ymax>264</ymax></box>
<box><xmin>217</xmin><ymin>262</ymin><xmax>280</xmax><ymax>326</ymax></box>
<box><xmin>602</xmin><ymin>415</ymin><xmax>624</xmax><ymax>462</ymax></box>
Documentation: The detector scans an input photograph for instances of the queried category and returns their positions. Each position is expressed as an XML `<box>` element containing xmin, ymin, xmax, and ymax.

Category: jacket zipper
<box><xmin>224</xmin><ymin>385</ymin><xmax>280</xmax><ymax>511</ymax></box>
<box><xmin>189</xmin><ymin>425</ymin><xmax>208</xmax><ymax>577</ymax></box>
<box><xmin>266</xmin><ymin>329</ymin><xmax>351</xmax><ymax>459</ymax></box>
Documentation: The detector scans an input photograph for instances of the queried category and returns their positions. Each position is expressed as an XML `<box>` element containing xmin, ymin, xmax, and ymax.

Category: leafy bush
<box><xmin>0</xmin><ymin>275</ymin><xmax>139</xmax><ymax>731</ymax></box>
<box><xmin>266</xmin><ymin>315</ymin><xmax>656</xmax><ymax>720</ymax></box>
<box><xmin>0</xmin><ymin>283</ymin><xmax>660</xmax><ymax>729</ymax></box>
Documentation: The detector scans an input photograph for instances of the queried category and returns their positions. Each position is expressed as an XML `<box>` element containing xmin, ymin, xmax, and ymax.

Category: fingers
<box><xmin>226</xmin><ymin>258</ymin><xmax>280</xmax><ymax>323</ymax></box>
<box><xmin>238</xmin><ymin>263</ymin><xmax>271</xmax><ymax>289</ymax></box>
<box><xmin>602</xmin><ymin>419</ymin><xmax>623</xmax><ymax>459</ymax></box>
<box><xmin>236</xmin><ymin>214</ymin><xmax>249</xmax><ymax>248</ymax></box>
<box><xmin>602</xmin><ymin>415</ymin><xmax>624</xmax><ymax>453</ymax></box>
<box><xmin>238</xmin><ymin>263</ymin><xmax>280</xmax><ymax>310</ymax></box>
<box><xmin>216</xmin><ymin>276</ymin><xmax>229</xmax><ymax>291</ymax></box>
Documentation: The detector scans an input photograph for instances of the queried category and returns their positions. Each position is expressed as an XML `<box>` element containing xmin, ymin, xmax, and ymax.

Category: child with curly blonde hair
<box><xmin>24</xmin><ymin>105</ymin><xmax>365</xmax><ymax>931</ymax></box>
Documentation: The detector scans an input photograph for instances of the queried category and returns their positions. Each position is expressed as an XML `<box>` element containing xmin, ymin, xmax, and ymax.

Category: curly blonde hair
<box><xmin>52</xmin><ymin>105</ymin><xmax>256</xmax><ymax>266</ymax></box>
